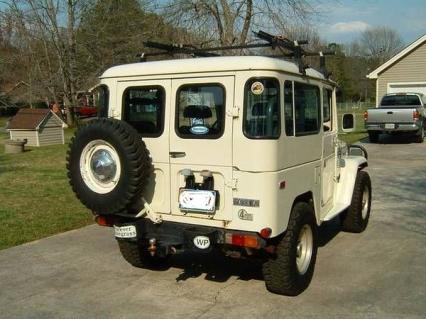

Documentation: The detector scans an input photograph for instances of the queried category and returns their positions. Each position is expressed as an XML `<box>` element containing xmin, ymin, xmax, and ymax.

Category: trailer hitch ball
<box><xmin>148</xmin><ymin>238</ymin><xmax>157</xmax><ymax>256</ymax></box>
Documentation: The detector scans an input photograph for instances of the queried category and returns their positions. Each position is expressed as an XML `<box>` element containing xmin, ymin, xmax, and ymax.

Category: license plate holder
<box><xmin>179</xmin><ymin>189</ymin><xmax>216</xmax><ymax>213</ymax></box>
<box><xmin>385</xmin><ymin>123</ymin><xmax>395</xmax><ymax>129</ymax></box>
<box><xmin>114</xmin><ymin>225</ymin><xmax>137</xmax><ymax>238</ymax></box>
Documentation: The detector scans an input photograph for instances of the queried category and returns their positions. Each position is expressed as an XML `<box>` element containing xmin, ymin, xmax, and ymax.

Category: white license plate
<box><xmin>179</xmin><ymin>189</ymin><xmax>216</xmax><ymax>213</ymax></box>
<box><xmin>114</xmin><ymin>225</ymin><xmax>137</xmax><ymax>238</ymax></box>
<box><xmin>385</xmin><ymin>123</ymin><xmax>395</xmax><ymax>129</ymax></box>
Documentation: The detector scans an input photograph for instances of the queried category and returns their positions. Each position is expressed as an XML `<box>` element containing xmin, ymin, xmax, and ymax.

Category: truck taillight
<box><xmin>225</xmin><ymin>233</ymin><xmax>260</xmax><ymax>249</ymax></box>
<box><xmin>363</xmin><ymin>111</ymin><xmax>368</xmax><ymax>121</ymax></box>
<box><xmin>413</xmin><ymin>110</ymin><xmax>420</xmax><ymax>121</ymax></box>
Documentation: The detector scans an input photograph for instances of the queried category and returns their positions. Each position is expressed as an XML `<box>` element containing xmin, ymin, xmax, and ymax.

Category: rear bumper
<box><xmin>114</xmin><ymin>218</ymin><xmax>266</xmax><ymax>257</ymax></box>
<box><xmin>365</xmin><ymin>123</ymin><xmax>420</xmax><ymax>132</ymax></box>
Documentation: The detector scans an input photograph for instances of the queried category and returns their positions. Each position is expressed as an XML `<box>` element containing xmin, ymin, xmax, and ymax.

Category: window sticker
<box><xmin>190</xmin><ymin>125</ymin><xmax>209</xmax><ymax>135</ymax></box>
<box><xmin>251</xmin><ymin>81</ymin><xmax>264</xmax><ymax>95</ymax></box>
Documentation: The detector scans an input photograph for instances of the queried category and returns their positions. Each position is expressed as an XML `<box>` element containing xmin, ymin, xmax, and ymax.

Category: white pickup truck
<box><xmin>364</xmin><ymin>93</ymin><xmax>426</xmax><ymax>143</ymax></box>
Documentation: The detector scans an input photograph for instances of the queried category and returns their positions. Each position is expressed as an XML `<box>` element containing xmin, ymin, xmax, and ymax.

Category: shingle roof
<box><xmin>7</xmin><ymin>108</ymin><xmax>51</xmax><ymax>130</ymax></box>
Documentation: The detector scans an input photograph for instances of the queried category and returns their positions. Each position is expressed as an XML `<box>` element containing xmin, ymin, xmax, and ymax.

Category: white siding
<box><xmin>38</xmin><ymin>127</ymin><xmax>64</xmax><ymax>146</ymax></box>
<box><xmin>9</xmin><ymin>130</ymin><xmax>38</xmax><ymax>146</ymax></box>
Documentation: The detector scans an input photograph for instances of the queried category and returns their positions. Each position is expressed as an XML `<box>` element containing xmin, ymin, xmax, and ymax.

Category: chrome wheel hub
<box><xmin>90</xmin><ymin>149</ymin><xmax>117</xmax><ymax>183</ymax></box>
<box><xmin>79</xmin><ymin>140</ymin><xmax>121</xmax><ymax>194</ymax></box>
<box><xmin>361</xmin><ymin>186</ymin><xmax>370</xmax><ymax>219</ymax></box>
<box><xmin>296</xmin><ymin>224</ymin><xmax>313</xmax><ymax>275</ymax></box>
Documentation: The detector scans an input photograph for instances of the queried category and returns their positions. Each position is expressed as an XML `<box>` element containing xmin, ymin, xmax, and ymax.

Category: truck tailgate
<box><xmin>367</xmin><ymin>108</ymin><xmax>415</xmax><ymax>124</ymax></box>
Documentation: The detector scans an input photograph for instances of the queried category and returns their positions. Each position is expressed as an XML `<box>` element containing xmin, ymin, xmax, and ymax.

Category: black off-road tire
<box><xmin>368</xmin><ymin>131</ymin><xmax>379</xmax><ymax>143</ymax></box>
<box><xmin>262</xmin><ymin>202</ymin><xmax>318</xmax><ymax>296</ymax></box>
<box><xmin>416</xmin><ymin>126</ymin><xmax>424</xmax><ymax>143</ymax></box>
<box><xmin>117</xmin><ymin>241</ymin><xmax>170</xmax><ymax>269</ymax></box>
<box><xmin>341</xmin><ymin>170</ymin><xmax>372</xmax><ymax>233</ymax></box>
<box><xmin>66</xmin><ymin>118</ymin><xmax>151</xmax><ymax>215</ymax></box>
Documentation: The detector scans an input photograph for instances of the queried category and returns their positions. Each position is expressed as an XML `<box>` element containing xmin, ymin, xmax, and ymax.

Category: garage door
<box><xmin>388</xmin><ymin>83</ymin><xmax>426</xmax><ymax>96</ymax></box>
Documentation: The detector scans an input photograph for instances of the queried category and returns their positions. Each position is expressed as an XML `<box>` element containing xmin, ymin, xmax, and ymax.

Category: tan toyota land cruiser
<box><xmin>67</xmin><ymin>32</ymin><xmax>371</xmax><ymax>296</ymax></box>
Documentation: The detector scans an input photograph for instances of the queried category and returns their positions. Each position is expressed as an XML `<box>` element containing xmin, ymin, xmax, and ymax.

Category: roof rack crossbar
<box><xmin>139</xmin><ymin>30</ymin><xmax>335</xmax><ymax>78</ymax></box>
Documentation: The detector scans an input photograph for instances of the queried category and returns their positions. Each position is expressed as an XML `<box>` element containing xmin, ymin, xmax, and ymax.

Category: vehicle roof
<box><xmin>384</xmin><ymin>92</ymin><xmax>424</xmax><ymax>96</ymax></box>
<box><xmin>100</xmin><ymin>56</ymin><xmax>329</xmax><ymax>81</ymax></box>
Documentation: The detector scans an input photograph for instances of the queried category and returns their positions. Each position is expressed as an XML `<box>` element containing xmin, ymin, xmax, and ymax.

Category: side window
<box><xmin>323</xmin><ymin>88</ymin><xmax>332</xmax><ymax>131</ymax></box>
<box><xmin>123</xmin><ymin>86</ymin><xmax>165</xmax><ymax>137</ymax></box>
<box><xmin>176</xmin><ymin>84</ymin><xmax>225</xmax><ymax>139</ymax></box>
<box><xmin>294</xmin><ymin>82</ymin><xmax>321</xmax><ymax>135</ymax></box>
<box><xmin>284</xmin><ymin>81</ymin><xmax>294</xmax><ymax>136</ymax></box>
<box><xmin>94</xmin><ymin>85</ymin><xmax>109</xmax><ymax>118</ymax></box>
<box><xmin>244</xmin><ymin>78</ymin><xmax>280</xmax><ymax>139</ymax></box>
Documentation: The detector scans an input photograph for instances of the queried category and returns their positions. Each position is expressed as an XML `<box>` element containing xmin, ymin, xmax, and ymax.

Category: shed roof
<box><xmin>7</xmin><ymin>108</ymin><xmax>52</xmax><ymax>130</ymax></box>
<box><xmin>367</xmin><ymin>34</ymin><xmax>426</xmax><ymax>79</ymax></box>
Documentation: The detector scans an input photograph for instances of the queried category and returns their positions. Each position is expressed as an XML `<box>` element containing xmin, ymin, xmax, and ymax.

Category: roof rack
<box><xmin>138</xmin><ymin>30</ymin><xmax>334</xmax><ymax>78</ymax></box>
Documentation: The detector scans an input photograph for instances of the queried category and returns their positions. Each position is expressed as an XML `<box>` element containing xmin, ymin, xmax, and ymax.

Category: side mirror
<box><xmin>342</xmin><ymin>113</ymin><xmax>355</xmax><ymax>133</ymax></box>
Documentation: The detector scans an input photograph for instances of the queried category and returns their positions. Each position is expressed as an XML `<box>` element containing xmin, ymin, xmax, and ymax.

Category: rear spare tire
<box><xmin>66</xmin><ymin>118</ymin><xmax>151</xmax><ymax>215</ymax></box>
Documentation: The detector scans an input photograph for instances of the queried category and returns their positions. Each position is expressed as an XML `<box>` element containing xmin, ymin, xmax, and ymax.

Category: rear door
<box><xmin>169</xmin><ymin>76</ymin><xmax>234</xmax><ymax>221</ymax></box>
<box><xmin>118</xmin><ymin>79</ymin><xmax>171</xmax><ymax>214</ymax></box>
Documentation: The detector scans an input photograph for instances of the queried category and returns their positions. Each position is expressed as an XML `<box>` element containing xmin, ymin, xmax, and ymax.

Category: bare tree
<box><xmin>358</xmin><ymin>26</ymin><xmax>404</xmax><ymax>65</ymax></box>
<box><xmin>3</xmin><ymin>0</ymin><xmax>90</xmax><ymax>126</ymax></box>
<box><xmin>157</xmin><ymin>0</ymin><xmax>318</xmax><ymax>46</ymax></box>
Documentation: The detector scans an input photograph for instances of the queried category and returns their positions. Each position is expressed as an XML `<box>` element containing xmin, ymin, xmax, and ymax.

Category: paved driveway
<box><xmin>1</xmin><ymin>137</ymin><xmax>425</xmax><ymax>319</ymax></box>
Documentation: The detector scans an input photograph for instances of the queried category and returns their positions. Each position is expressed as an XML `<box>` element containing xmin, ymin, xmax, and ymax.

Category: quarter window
<box><xmin>94</xmin><ymin>85</ymin><xmax>109</xmax><ymax>118</ymax></box>
<box><xmin>244</xmin><ymin>78</ymin><xmax>280</xmax><ymax>139</ymax></box>
<box><xmin>123</xmin><ymin>86</ymin><xmax>165</xmax><ymax>137</ymax></box>
<box><xmin>294</xmin><ymin>82</ymin><xmax>321</xmax><ymax>135</ymax></box>
<box><xmin>176</xmin><ymin>84</ymin><xmax>225</xmax><ymax>139</ymax></box>
<box><xmin>323</xmin><ymin>88</ymin><xmax>332</xmax><ymax>131</ymax></box>
<box><xmin>284</xmin><ymin>81</ymin><xmax>294</xmax><ymax>136</ymax></box>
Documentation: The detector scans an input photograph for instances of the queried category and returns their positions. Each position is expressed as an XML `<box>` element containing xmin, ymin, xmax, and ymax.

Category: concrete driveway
<box><xmin>1</xmin><ymin>136</ymin><xmax>425</xmax><ymax>319</ymax></box>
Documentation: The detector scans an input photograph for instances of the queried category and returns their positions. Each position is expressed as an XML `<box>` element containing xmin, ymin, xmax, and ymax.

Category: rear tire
<box><xmin>262</xmin><ymin>202</ymin><xmax>318</xmax><ymax>296</ymax></box>
<box><xmin>117</xmin><ymin>241</ymin><xmax>170</xmax><ymax>270</ymax></box>
<box><xmin>368</xmin><ymin>131</ymin><xmax>379</xmax><ymax>143</ymax></box>
<box><xmin>341</xmin><ymin>171</ymin><xmax>372</xmax><ymax>233</ymax></box>
<box><xmin>416</xmin><ymin>126</ymin><xmax>424</xmax><ymax>143</ymax></box>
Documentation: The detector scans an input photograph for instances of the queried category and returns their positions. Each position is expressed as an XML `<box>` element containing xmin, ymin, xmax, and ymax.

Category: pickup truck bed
<box><xmin>365</xmin><ymin>93</ymin><xmax>426</xmax><ymax>143</ymax></box>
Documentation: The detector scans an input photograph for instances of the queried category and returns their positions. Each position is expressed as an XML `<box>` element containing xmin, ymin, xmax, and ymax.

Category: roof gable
<box><xmin>7</xmin><ymin>108</ymin><xmax>51</xmax><ymax>130</ymax></box>
<box><xmin>367</xmin><ymin>34</ymin><xmax>426</xmax><ymax>79</ymax></box>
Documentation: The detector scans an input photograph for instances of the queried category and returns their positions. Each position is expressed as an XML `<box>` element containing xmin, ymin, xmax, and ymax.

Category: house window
<box><xmin>123</xmin><ymin>86</ymin><xmax>165</xmax><ymax>137</ymax></box>
<box><xmin>176</xmin><ymin>84</ymin><xmax>225</xmax><ymax>139</ymax></box>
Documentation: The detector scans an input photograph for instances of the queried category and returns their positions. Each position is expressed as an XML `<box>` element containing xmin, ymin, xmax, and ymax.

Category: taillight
<box><xmin>260</xmin><ymin>227</ymin><xmax>272</xmax><ymax>239</ymax></box>
<box><xmin>225</xmin><ymin>233</ymin><xmax>260</xmax><ymax>248</ymax></box>
<box><xmin>363</xmin><ymin>111</ymin><xmax>368</xmax><ymax>121</ymax></box>
<box><xmin>95</xmin><ymin>215</ymin><xmax>115</xmax><ymax>227</ymax></box>
<box><xmin>413</xmin><ymin>110</ymin><xmax>420</xmax><ymax>121</ymax></box>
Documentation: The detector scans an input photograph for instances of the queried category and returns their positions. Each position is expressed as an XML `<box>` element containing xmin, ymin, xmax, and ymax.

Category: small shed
<box><xmin>7</xmin><ymin>108</ymin><xmax>65</xmax><ymax>146</ymax></box>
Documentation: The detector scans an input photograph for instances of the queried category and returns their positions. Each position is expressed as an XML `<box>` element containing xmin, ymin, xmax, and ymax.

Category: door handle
<box><xmin>387</xmin><ymin>111</ymin><xmax>393</xmax><ymax>114</ymax></box>
<box><xmin>169</xmin><ymin>151</ymin><xmax>186</xmax><ymax>158</ymax></box>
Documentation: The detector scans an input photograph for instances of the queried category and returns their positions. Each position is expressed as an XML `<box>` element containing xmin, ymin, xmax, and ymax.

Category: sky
<box><xmin>317</xmin><ymin>0</ymin><xmax>426</xmax><ymax>45</ymax></box>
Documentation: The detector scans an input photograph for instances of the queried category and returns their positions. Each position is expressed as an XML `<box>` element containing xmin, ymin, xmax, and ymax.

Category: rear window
<box><xmin>381</xmin><ymin>95</ymin><xmax>421</xmax><ymax>106</ymax></box>
<box><xmin>176</xmin><ymin>84</ymin><xmax>225</xmax><ymax>139</ymax></box>
<box><xmin>123</xmin><ymin>86</ymin><xmax>165</xmax><ymax>137</ymax></box>
<box><xmin>244</xmin><ymin>78</ymin><xmax>280</xmax><ymax>139</ymax></box>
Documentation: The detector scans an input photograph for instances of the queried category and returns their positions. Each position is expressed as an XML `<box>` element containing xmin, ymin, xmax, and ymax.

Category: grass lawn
<box><xmin>0</xmin><ymin>116</ymin><xmax>93</xmax><ymax>250</ymax></box>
